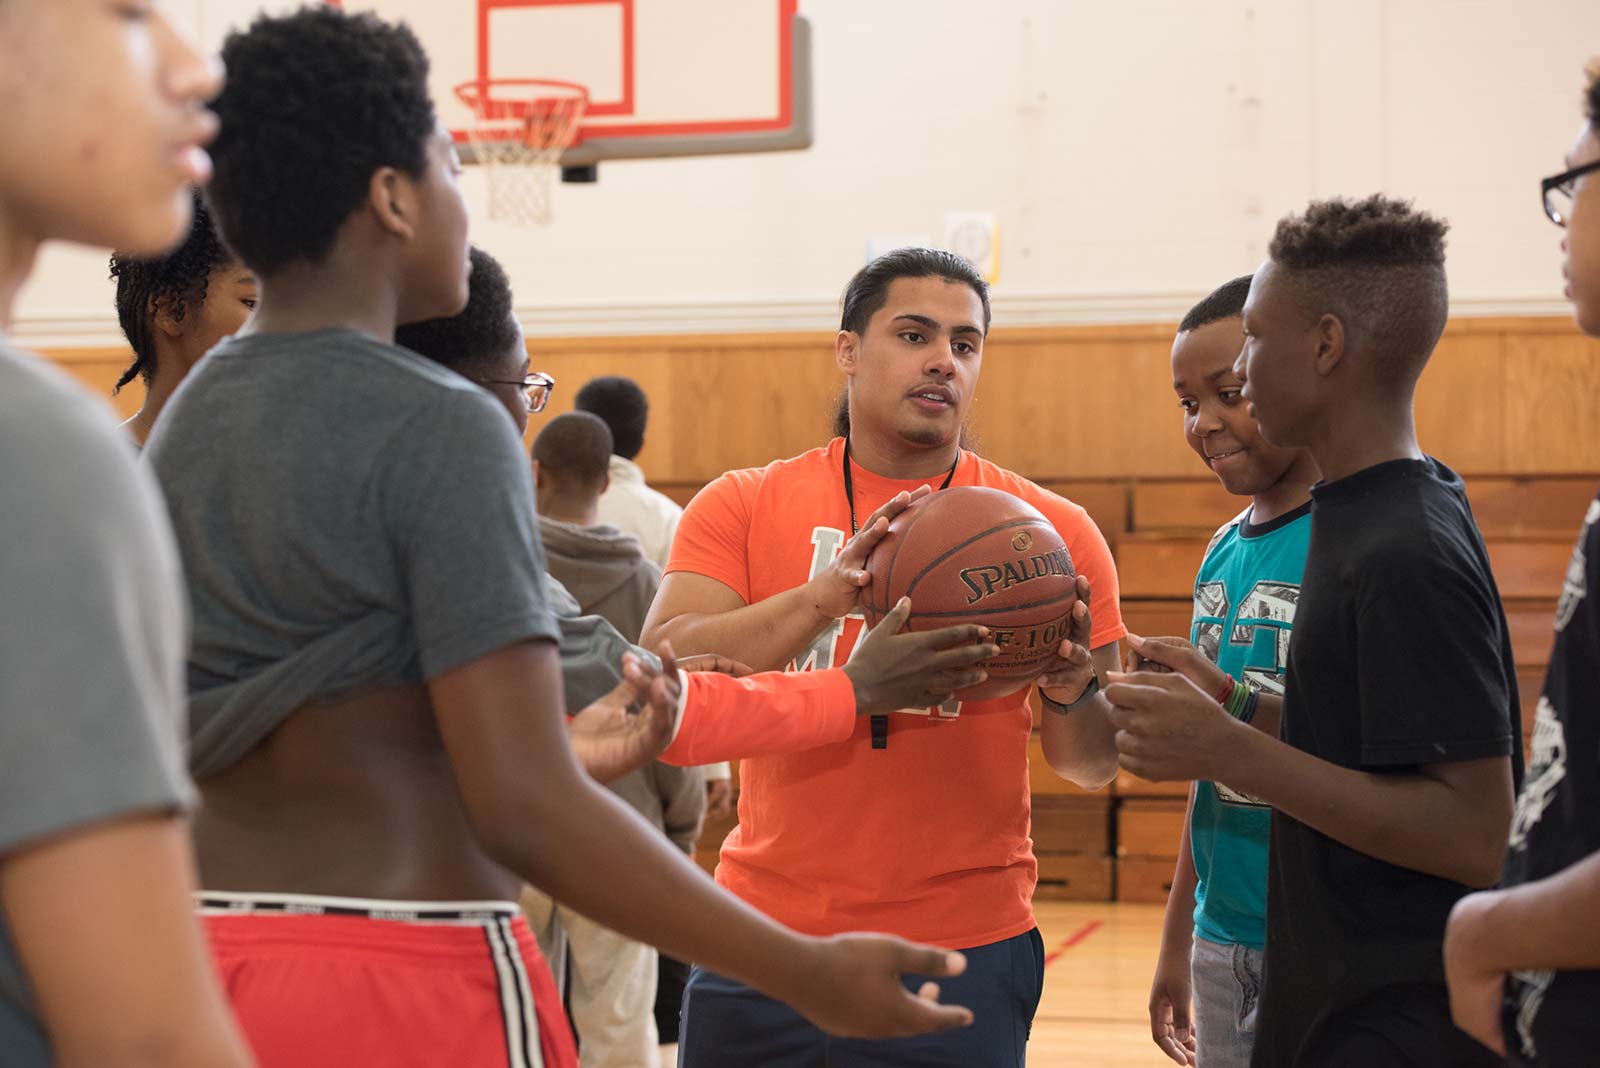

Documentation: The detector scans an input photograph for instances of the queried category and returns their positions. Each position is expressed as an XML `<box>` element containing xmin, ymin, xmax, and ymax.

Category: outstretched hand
<box><xmin>784</xmin><ymin>933</ymin><xmax>975</xmax><ymax>1039</ymax></box>
<box><xmin>843</xmin><ymin>596</ymin><xmax>996</xmax><ymax>714</ymax></box>
<box><xmin>568</xmin><ymin>643</ymin><xmax>683</xmax><ymax>783</ymax></box>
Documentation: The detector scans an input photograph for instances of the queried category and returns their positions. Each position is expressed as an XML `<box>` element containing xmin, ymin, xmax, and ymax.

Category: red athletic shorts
<box><xmin>201</xmin><ymin>892</ymin><xmax>578</xmax><ymax>1068</ymax></box>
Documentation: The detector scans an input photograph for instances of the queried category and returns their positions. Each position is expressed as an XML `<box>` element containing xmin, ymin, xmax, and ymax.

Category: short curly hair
<box><xmin>395</xmin><ymin>247</ymin><xmax>520</xmax><ymax>370</ymax></box>
<box><xmin>1180</xmin><ymin>274</ymin><xmax>1253</xmax><ymax>333</ymax></box>
<box><xmin>573</xmin><ymin>376</ymin><xmax>648</xmax><ymax>459</ymax></box>
<box><xmin>107</xmin><ymin>189</ymin><xmax>235</xmax><ymax>393</ymax></box>
<box><xmin>1268</xmin><ymin>195</ymin><xmax>1449</xmax><ymax>384</ymax></box>
<box><xmin>206</xmin><ymin>6</ymin><xmax>435</xmax><ymax>277</ymax></box>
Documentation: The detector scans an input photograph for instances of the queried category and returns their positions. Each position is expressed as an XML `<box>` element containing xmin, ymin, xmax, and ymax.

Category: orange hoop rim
<box><xmin>454</xmin><ymin>78</ymin><xmax>590</xmax><ymax>120</ymax></box>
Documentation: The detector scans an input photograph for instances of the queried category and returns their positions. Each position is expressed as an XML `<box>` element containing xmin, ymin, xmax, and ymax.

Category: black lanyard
<box><xmin>842</xmin><ymin>436</ymin><xmax>960</xmax><ymax>748</ymax></box>
<box><xmin>842</xmin><ymin>436</ymin><xmax>959</xmax><ymax>535</ymax></box>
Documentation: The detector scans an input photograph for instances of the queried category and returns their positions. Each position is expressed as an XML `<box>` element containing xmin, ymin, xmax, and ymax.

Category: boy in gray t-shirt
<box><xmin>0</xmin><ymin>5</ymin><xmax>248</xmax><ymax>1066</ymax></box>
<box><xmin>156</xmin><ymin>9</ymin><xmax>982</xmax><ymax>1066</ymax></box>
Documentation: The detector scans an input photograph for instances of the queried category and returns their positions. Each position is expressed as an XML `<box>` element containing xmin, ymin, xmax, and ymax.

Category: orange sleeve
<box><xmin>1021</xmin><ymin>485</ymin><xmax>1127</xmax><ymax>649</ymax></box>
<box><xmin>663</xmin><ymin>469</ymin><xmax>758</xmax><ymax>603</ymax></box>
<box><xmin>660</xmin><ymin>668</ymin><xmax>857</xmax><ymax>765</ymax></box>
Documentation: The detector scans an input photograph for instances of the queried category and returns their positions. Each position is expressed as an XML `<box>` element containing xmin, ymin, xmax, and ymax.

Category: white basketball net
<box><xmin>457</xmin><ymin>82</ymin><xmax>588</xmax><ymax>227</ymax></box>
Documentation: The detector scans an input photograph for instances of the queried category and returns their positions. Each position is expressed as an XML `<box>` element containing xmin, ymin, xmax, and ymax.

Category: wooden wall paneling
<box><xmin>42</xmin><ymin>347</ymin><xmax>142</xmax><ymax>421</ymax></box>
<box><xmin>1131</xmin><ymin>479</ymin><xmax>1244</xmax><ymax>534</ymax></box>
<box><xmin>971</xmin><ymin>332</ymin><xmax>1196</xmax><ymax>480</ymax></box>
<box><xmin>1115</xmin><ymin>537</ymin><xmax>1212</xmax><ymax>599</ymax></box>
<box><xmin>1117</xmin><ymin>600</ymin><xmax>1194</xmax><ymax>643</ymax></box>
<box><xmin>1034</xmin><ymin>854</ymin><xmax>1114</xmax><ymax>901</ymax></box>
<box><xmin>1115</xmin><ymin>799</ymin><xmax>1188</xmax><ymax>858</ymax></box>
<box><xmin>1032</xmin><ymin>796</ymin><xmax>1113</xmax><ymax>855</ymax></box>
<box><xmin>1035</xmin><ymin>480</ymin><xmax>1130</xmax><ymax>544</ymax></box>
<box><xmin>1518</xmin><ymin>667</ymin><xmax>1546</xmax><ymax>735</ymax></box>
<box><xmin>34</xmin><ymin>316</ymin><xmax>1600</xmax><ymax>486</ymax></box>
<box><xmin>1116</xmin><ymin>856</ymin><xmax>1178</xmax><ymax>904</ymax></box>
<box><xmin>532</xmin><ymin>343</ymin><xmax>681</xmax><ymax>476</ymax></box>
<box><xmin>1413</xmin><ymin>332</ymin><xmax>1508</xmax><ymax>474</ymax></box>
<box><xmin>1504</xmin><ymin>601</ymin><xmax>1558</xmax><ymax>668</ymax></box>
<box><xmin>1486</xmin><ymin>540</ymin><xmax>1574</xmax><ymax>599</ymax></box>
<box><xmin>1464</xmin><ymin>478</ymin><xmax>1597</xmax><ymax>538</ymax></box>
<box><xmin>1505</xmin><ymin>331</ymin><xmax>1600</xmax><ymax>474</ymax></box>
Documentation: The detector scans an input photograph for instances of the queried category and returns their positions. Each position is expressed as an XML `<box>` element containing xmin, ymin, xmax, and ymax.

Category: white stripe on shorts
<box><xmin>485</xmin><ymin>917</ymin><xmax>544</xmax><ymax>1068</ymax></box>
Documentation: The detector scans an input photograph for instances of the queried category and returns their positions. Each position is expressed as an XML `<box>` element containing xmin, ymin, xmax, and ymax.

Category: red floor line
<box><xmin>1042</xmin><ymin>920</ymin><xmax>1103</xmax><ymax>968</ymax></box>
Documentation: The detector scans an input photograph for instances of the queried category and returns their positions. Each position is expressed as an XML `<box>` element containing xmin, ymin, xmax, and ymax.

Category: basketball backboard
<box><xmin>326</xmin><ymin>0</ymin><xmax>811</xmax><ymax>169</ymax></box>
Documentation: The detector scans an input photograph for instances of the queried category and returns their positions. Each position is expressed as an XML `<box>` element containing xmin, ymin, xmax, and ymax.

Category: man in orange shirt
<box><xmin>643</xmin><ymin>247</ymin><xmax>1126</xmax><ymax>1067</ymax></box>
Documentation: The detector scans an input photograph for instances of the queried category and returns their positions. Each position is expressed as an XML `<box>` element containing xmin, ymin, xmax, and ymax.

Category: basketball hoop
<box><xmin>454</xmin><ymin>79</ymin><xmax>588</xmax><ymax>226</ymax></box>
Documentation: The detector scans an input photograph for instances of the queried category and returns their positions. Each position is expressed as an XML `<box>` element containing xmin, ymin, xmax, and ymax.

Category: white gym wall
<box><xmin>14</xmin><ymin>0</ymin><xmax>1600</xmax><ymax>344</ymax></box>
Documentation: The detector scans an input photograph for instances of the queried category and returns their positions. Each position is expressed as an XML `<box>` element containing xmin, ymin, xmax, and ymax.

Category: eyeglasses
<box><xmin>1541</xmin><ymin>160</ymin><xmax>1600</xmax><ymax>227</ymax></box>
<box><xmin>474</xmin><ymin>370</ymin><xmax>555</xmax><ymax>413</ymax></box>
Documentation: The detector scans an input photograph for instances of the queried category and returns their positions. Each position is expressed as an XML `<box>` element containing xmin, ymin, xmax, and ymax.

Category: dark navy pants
<box><xmin>677</xmin><ymin>928</ymin><xmax>1045</xmax><ymax>1068</ymax></box>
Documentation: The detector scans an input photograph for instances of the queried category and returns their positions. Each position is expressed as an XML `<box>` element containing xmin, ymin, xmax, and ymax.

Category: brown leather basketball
<box><xmin>862</xmin><ymin>486</ymin><xmax>1077</xmax><ymax>701</ymax></box>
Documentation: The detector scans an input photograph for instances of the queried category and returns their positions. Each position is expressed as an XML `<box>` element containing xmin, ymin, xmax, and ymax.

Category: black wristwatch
<box><xmin>1041</xmin><ymin>674</ymin><xmax>1099</xmax><ymax>716</ymax></box>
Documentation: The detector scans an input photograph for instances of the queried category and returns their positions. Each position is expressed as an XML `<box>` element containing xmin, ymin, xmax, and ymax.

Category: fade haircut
<box><xmin>1268</xmin><ymin>195</ymin><xmax>1449</xmax><ymax>386</ymax></box>
<box><xmin>206</xmin><ymin>7</ymin><xmax>436</xmax><ymax>276</ymax></box>
<box><xmin>1179</xmin><ymin>274</ymin><xmax>1253</xmax><ymax>333</ymax></box>
<box><xmin>574</xmin><ymin>376</ymin><xmax>648</xmax><ymax>460</ymax></box>
<box><xmin>533</xmin><ymin>411</ymin><xmax>614</xmax><ymax>490</ymax></box>
<box><xmin>108</xmin><ymin>189</ymin><xmax>236</xmax><ymax>392</ymax></box>
<box><xmin>395</xmin><ymin>247</ymin><xmax>520</xmax><ymax>370</ymax></box>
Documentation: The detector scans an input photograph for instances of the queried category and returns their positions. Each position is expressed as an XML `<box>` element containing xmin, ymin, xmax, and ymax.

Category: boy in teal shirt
<box><xmin>1139</xmin><ymin>275</ymin><xmax>1320</xmax><ymax>1067</ymax></box>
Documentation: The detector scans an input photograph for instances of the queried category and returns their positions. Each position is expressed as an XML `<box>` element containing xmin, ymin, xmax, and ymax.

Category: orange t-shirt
<box><xmin>666</xmin><ymin>438</ymin><xmax>1125</xmax><ymax>949</ymax></box>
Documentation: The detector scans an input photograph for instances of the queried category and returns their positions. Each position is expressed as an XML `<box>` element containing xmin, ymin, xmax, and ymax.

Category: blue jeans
<box><xmin>678</xmin><ymin>928</ymin><xmax>1045</xmax><ymax>1068</ymax></box>
<box><xmin>1192</xmin><ymin>935</ymin><xmax>1262</xmax><ymax>1068</ymax></box>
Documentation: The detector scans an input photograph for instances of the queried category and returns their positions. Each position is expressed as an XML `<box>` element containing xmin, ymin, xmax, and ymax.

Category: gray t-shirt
<box><xmin>0</xmin><ymin>343</ymin><xmax>193</xmax><ymax>1065</ymax></box>
<box><xmin>147</xmin><ymin>330</ymin><xmax>561</xmax><ymax>777</ymax></box>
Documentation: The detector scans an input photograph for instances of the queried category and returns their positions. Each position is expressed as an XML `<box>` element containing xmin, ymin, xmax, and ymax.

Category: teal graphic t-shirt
<box><xmin>1189</xmin><ymin>501</ymin><xmax>1311</xmax><ymax>950</ymax></box>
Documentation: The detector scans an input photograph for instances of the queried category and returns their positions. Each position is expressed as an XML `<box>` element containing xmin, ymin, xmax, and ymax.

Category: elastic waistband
<box><xmin>197</xmin><ymin>890</ymin><xmax>521</xmax><ymax>924</ymax></box>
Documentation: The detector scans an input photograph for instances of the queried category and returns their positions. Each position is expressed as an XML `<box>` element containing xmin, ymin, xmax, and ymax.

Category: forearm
<box><xmin>1039</xmin><ymin>642</ymin><xmax>1121</xmax><ymax>788</ymax></box>
<box><xmin>1158</xmin><ymin>788</ymin><xmax>1199</xmax><ymax>959</ymax></box>
<box><xmin>1220</xmin><ymin>726</ymin><xmax>1507</xmax><ymax>887</ymax></box>
<box><xmin>644</xmin><ymin>583</ymin><xmax>837</xmax><ymax>672</ymax></box>
<box><xmin>510</xmin><ymin>767</ymin><xmax>813</xmax><ymax>999</ymax></box>
<box><xmin>2</xmin><ymin>815</ymin><xmax>254</xmax><ymax>1068</ymax></box>
<box><xmin>662</xmin><ymin>669</ymin><xmax>857</xmax><ymax>765</ymax></box>
<box><xmin>1250</xmin><ymin>693</ymin><xmax>1282</xmax><ymax>739</ymax></box>
<box><xmin>1040</xmin><ymin>693</ymin><xmax>1118</xmax><ymax>788</ymax></box>
<box><xmin>1469</xmin><ymin>851</ymin><xmax>1600</xmax><ymax>971</ymax></box>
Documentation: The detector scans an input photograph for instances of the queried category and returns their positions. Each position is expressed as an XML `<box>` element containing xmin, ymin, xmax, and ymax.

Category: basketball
<box><xmin>862</xmin><ymin>486</ymin><xmax>1078</xmax><ymax>701</ymax></box>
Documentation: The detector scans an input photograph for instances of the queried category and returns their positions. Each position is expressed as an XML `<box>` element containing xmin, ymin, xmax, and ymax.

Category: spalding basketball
<box><xmin>862</xmin><ymin>486</ymin><xmax>1077</xmax><ymax>701</ymax></box>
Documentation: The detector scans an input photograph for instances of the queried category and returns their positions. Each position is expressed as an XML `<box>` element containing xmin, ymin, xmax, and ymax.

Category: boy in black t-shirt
<box><xmin>1104</xmin><ymin>195</ymin><xmax>1521</xmax><ymax>1068</ymax></box>
<box><xmin>1443</xmin><ymin>63</ymin><xmax>1600</xmax><ymax>1068</ymax></box>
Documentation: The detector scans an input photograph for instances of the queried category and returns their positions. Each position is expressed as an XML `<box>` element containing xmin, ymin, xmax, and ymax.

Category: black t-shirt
<box><xmin>1252</xmin><ymin>458</ymin><xmax>1523</xmax><ymax>1068</ymax></box>
<box><xmin>1499</xmin><ymin>490</ymin><xmax>1600</xmax><ymax>1068</ymax></box>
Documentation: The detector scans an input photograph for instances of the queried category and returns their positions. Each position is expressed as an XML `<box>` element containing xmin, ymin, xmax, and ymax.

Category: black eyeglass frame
<box><xmin>1541</xmin><ymin>159</ymin><xmax>1600</xmax><ymax>226</ymax></box>
<box><xmin>473</xmin><ymin>370</ymin><xmax>556</xmax><ymax>413</ymax></box>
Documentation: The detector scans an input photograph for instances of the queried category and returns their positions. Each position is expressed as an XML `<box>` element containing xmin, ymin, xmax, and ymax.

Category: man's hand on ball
<box><xmin>805</xmin><ymin>487</ymin><xmax>930</xmax><ymax>620</ymax></box>
<box><xmin>1038</xmin><ymin>575</ymin><xmax>1096</xmax><ymax>704</ymax></box>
